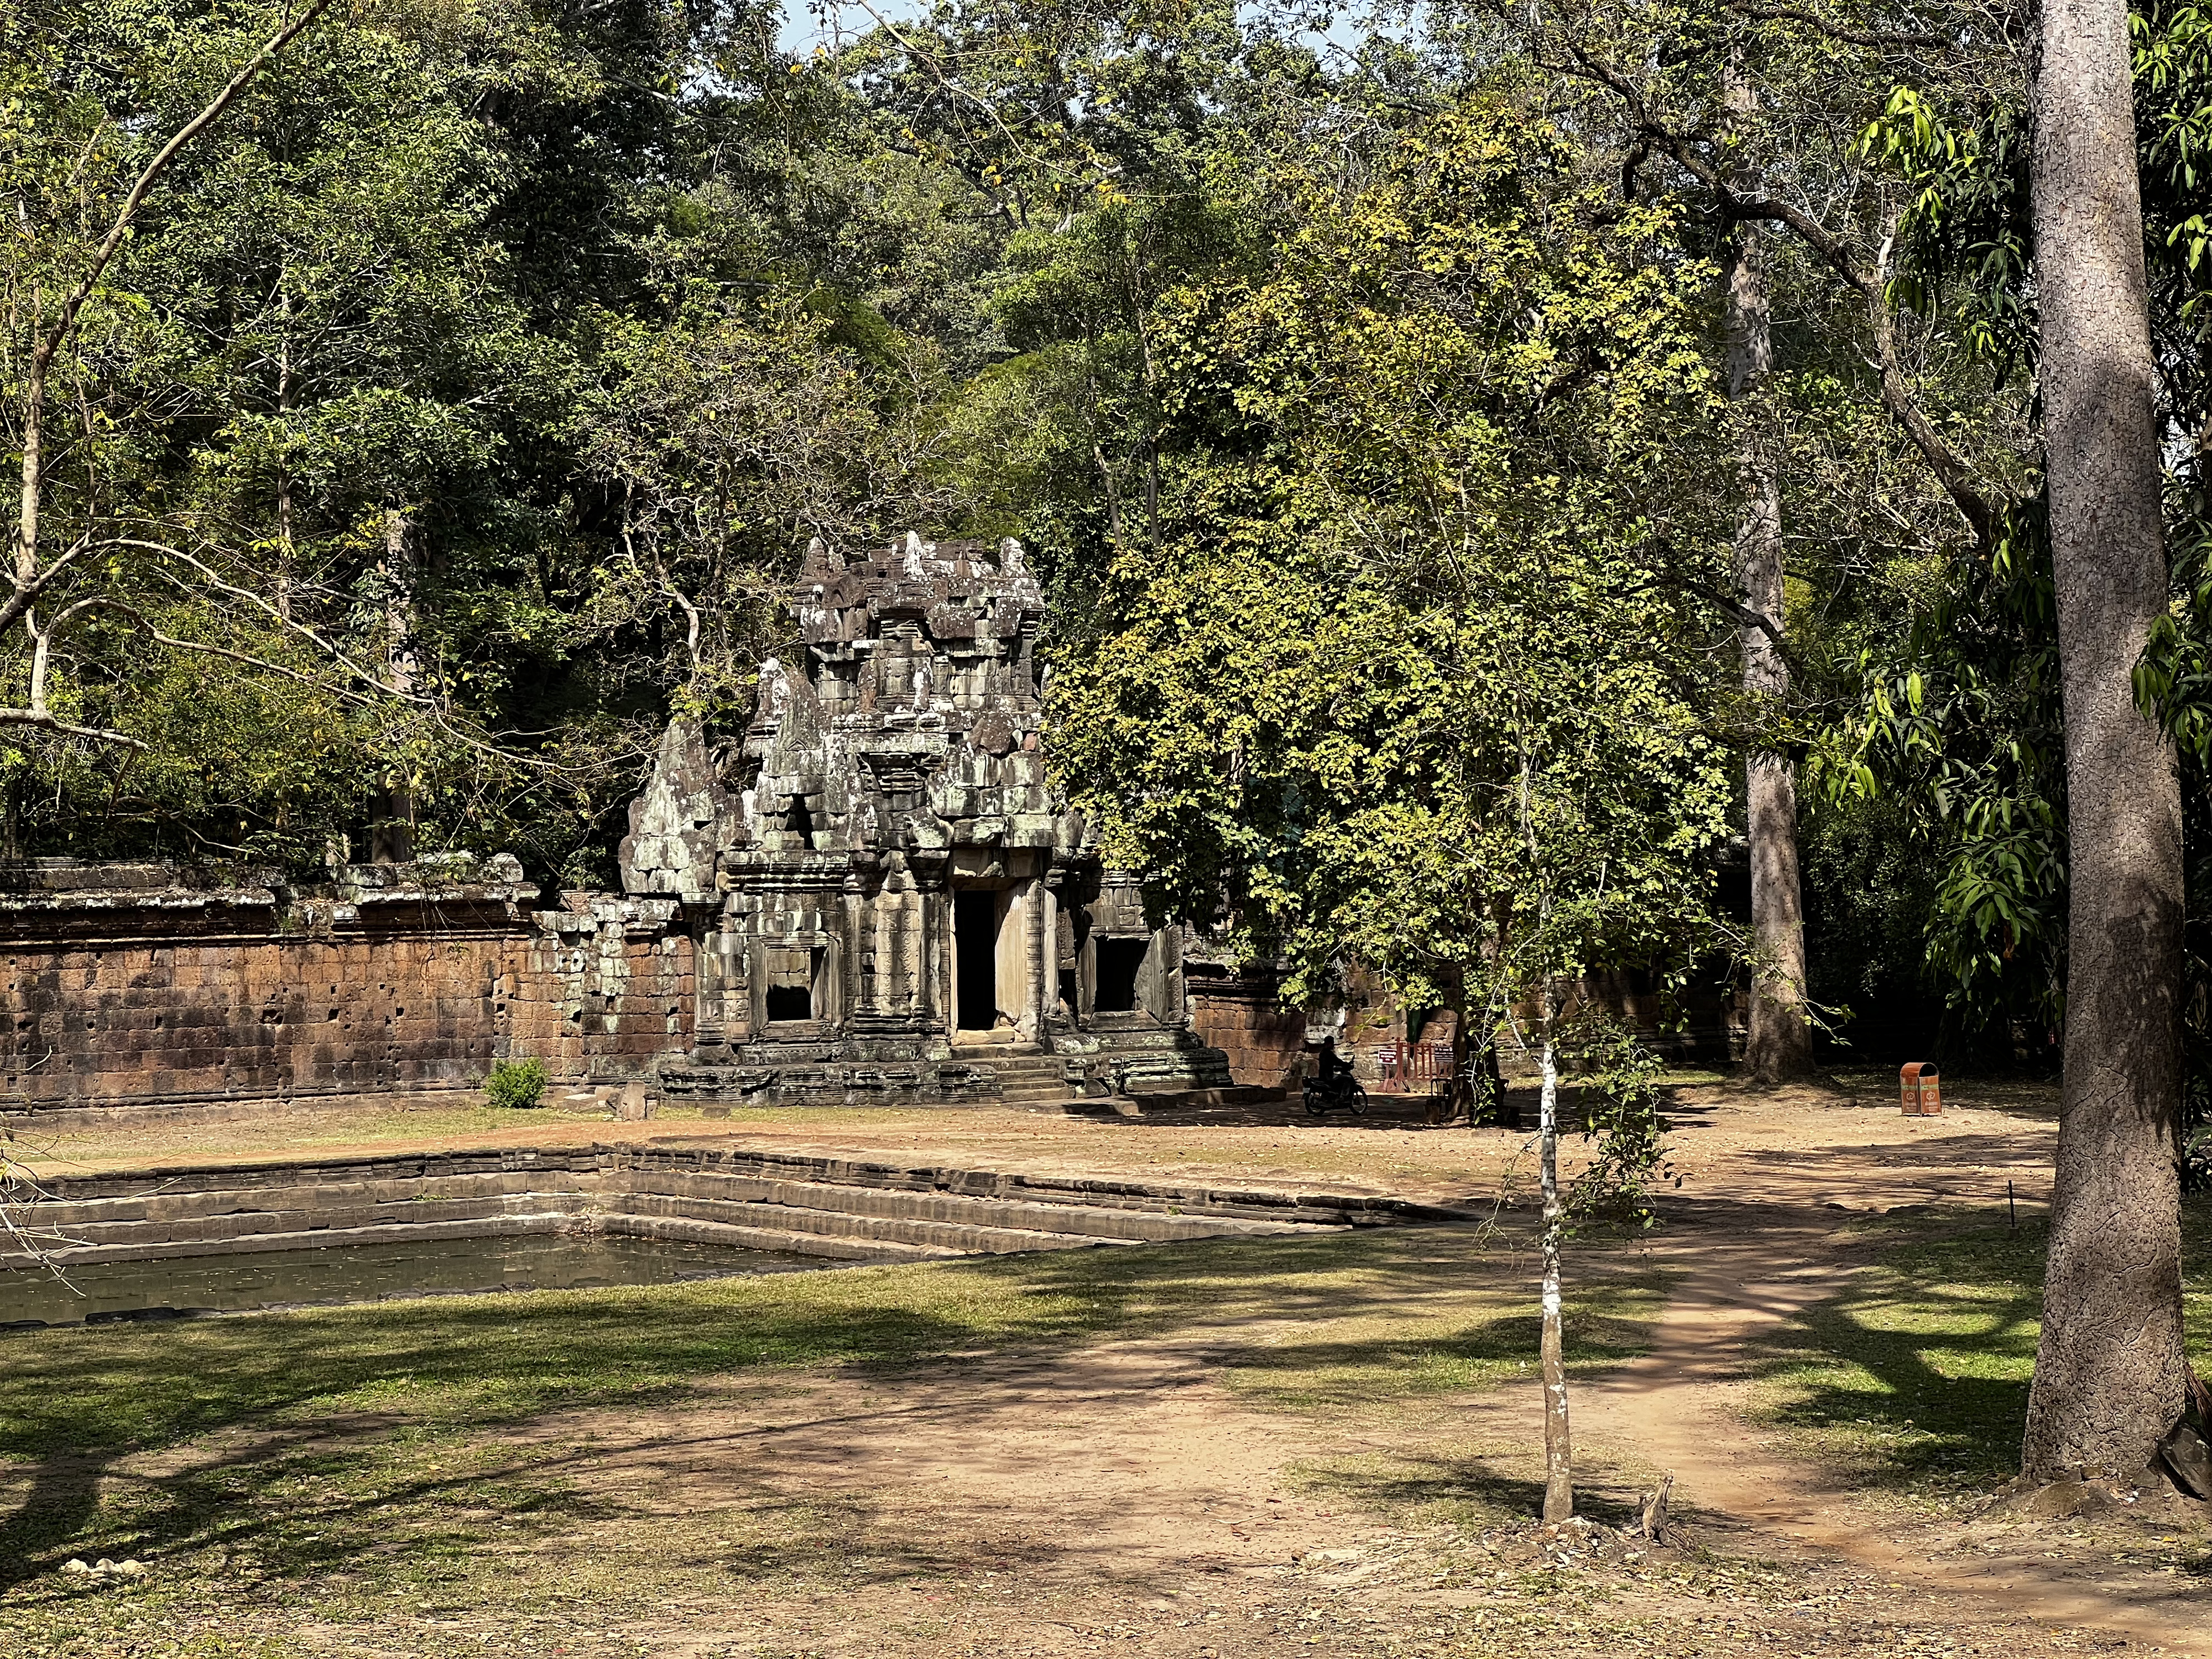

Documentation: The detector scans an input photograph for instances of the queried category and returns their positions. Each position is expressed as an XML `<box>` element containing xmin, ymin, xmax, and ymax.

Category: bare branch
<box><xmin>0</xmin><ymin>707</ymin><xmax>145</xmax><ymax>748</ymax></box>
<box><xmin>1725</xmin><ymin>2</ymin><xmax>1955</xmax><ymax>51</ymax></box>
<box><xmin>36</xmin><ymin>0</ymin><xmax>340</xmax><ymax>373</ymax></box>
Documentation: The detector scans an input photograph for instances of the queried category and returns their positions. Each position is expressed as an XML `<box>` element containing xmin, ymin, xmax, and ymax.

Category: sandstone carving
<box><xmin>619</xmin><ymin>717</ymin><xmax>739</xmax><ymax>905</ymax></box>
<box><xmin>627</xmin><ymin>534</ymin><xmax>1235</xmax><ymax>1107</ymax></box>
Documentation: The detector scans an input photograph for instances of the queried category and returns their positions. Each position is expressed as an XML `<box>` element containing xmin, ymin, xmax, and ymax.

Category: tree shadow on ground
<box><xmin>1287</xmin><ymin>1449</ymin><xmax>1653</xmax><ymax>1532</ymax></box>
<box><xmin>1223</xmin><ymin>1294</ymin><xmax>1666</xmax><ymax>1411</ymax></box>
<box><xmin>0</xmin><ymin>1224</ymin><xmax>1614</xmax><ymax>1585</ymax></box>
<box><xmin>1749</xmin><ymin>1202</ymin><xmax>2212</xmax><ymax>1494</ymax></box>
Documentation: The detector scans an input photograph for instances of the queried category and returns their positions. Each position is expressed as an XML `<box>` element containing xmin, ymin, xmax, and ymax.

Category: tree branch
<box><xmin>1725</xmin><ymin>2</ymin><xmax>1955</xmax><ymax>51</ymax></box>
<box><xmin>1553</xmin><ymin>39</ymin><xmax>2000</xmax><ymax>549</ymax></box>
<box><xmin>37</xmin><ymin>0</ymin><xmax>339</xmax><ymax>372</ymax></box>
<box><xmin>0</xmin><ymin>708</ymin><xmax>145</xmax><ymax>748</ymax></box>
<box><xmin>14</xmin><ymin>0</ymin><xmax>339</xmax><ymax>629</ymax></box>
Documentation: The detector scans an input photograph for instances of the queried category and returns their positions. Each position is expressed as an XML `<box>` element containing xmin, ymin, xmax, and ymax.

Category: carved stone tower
<box><xmin>618</xmin><ymin>534</ymin><xmax>1232</xmax><ymax>1106</ymax></box>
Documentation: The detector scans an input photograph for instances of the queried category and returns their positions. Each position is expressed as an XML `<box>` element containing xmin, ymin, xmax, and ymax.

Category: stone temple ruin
<box><xmin>617</xmin><ymin>533</ymin><xmax>1236</xmax><ymax>1108</ymax></box>
<box><xmin>0</xmin><ymin>528</ymin><xmax>1741</xmax><ymax>1121</ymax></box>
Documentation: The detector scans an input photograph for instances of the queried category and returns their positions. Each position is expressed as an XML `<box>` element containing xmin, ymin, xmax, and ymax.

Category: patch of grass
<box><xmin>0</xmin><ymin>1224</ymin><xmax>1671</xmax><ymax>1655</ymax></box>
<box><xmin>0</xmin><ymin>1230</ymin><xmax>1390</xmax><ymax>1457</ymax></box>
<box><xmin>1225</xmin><ymin>1277</ymin><xmax>1669</xmax><ymax>1412</ymax></box>
<box><xmin>1754</xmin><ymin>1196</ymin><xmax>2212</xmax><ymax>1505</ymax></box>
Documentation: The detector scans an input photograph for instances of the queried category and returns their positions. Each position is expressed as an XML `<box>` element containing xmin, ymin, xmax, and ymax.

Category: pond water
<box><xmin>0</xmin><ymin>1233</ymin><xmax>822</xmax><ymax>1328</ymax></box>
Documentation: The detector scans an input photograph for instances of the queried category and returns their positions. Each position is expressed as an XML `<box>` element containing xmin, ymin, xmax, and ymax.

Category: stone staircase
<box><xmin>979</xmin><ymin>1052</ymin><xmax>1079</xmax><ymax>1105</ymax></box>
<box><xmin>6</xmin><ymin>1142</ymin><xmax>1448</xmax><ymax>1271</ymax></box>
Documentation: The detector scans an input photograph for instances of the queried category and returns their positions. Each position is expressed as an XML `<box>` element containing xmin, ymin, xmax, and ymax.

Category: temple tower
<box><xmin>617</xmin><ymin>534</ymin><xmax>1231</xmax><ymax>1106</ymax></box>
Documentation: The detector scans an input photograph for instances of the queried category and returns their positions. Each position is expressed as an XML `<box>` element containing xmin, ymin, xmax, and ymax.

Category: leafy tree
<box><xmin>1055</xmin><ymin>87</ymin><xmax>1737</xmax><ymax>1520</ymax></box>
<box><xmin>3</xmin><ymin>0</ymin><xmax>966</xmax><ymax>878</ymax></box>
<box><xmin>1808</xmin><ymin>0</ymin><xmax>2212</xmax><ymax>1471</ymax></box>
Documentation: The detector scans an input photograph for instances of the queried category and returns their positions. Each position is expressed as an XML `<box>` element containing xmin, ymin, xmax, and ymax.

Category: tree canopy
<box><xmin>6</xmin><ymin>0</ymin><xmax>2210</xmax><ymax>1124</ymax></box>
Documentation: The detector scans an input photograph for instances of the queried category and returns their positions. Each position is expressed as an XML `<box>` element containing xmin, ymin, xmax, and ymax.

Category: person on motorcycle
<box><xmin>1313</xmin><ymin>1037</ymin><xmax>1355</xmax><ymax>1108</ymax></box>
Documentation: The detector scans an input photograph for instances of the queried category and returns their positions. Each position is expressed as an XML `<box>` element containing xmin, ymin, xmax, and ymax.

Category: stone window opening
<box><xmin>764</xmin><ymin>982</ymin><xmax>811</xmax><ymax>1021</ymax></box>
<box><xmin>1094</xmin><ymin>937</ymin><xmax>1149</xmax><ymax>1014</ymax></box>
<box><xmin>783</xmin><ymin>795</ymin><xmax>815</xmax><ymax>843</ymax></box>
<box><xmin>765</xmin><ymin>946</ymin><xmax>826</xmax><ymax>1024</ymax></box>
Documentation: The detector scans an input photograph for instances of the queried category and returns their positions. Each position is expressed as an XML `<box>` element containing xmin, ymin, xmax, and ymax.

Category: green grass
<box><xmin>0</xmin><ymin>1229</ymin><xmax>1639</xmax><ymax>1459</ymax></box>
<box><xmin>0</xmin><ymin>1224</ymin><xmax>1667</xmax><ymax>1658</ymax></box>
<box><xmin>1754</xmin><ymin>1195</ymin><xmax>2212</xmax><ymax>1505</ymax></box>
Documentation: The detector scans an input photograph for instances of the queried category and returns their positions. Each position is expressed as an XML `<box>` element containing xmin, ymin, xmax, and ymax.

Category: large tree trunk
<box><xmin>1719</xmin><ymin>52</ymin><xmax>1814</xmax><ymax>1085</ymax></box>
<box><xmin>1726</xmin><ymin>218</ymin><xmax>1814</xmax><ymax>1083</ymax></box>
<box><xmin>371</xmin><ymin>505</ymin><xmax>418</xmax><ymax>864</ymax></box>
<box><xmin>1537</xmin><ymin>977</ymin><xmax>1573</xmax><ymax>1522</ymax></box>
<box><xmin>2020</xmin><ymin>0</ymin><xmax>2192</xmax><ymax>1482</ymax></box>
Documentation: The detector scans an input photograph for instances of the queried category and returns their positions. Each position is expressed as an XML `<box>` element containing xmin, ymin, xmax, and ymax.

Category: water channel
<box><xmin>0</xmin><ymin>1233</ymin><xmax>822</xmax><ymax>1328</ymax></box>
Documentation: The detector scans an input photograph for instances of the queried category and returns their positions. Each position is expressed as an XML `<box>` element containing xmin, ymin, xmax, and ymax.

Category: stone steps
<box><xmin>966</xmin><ymin>1053</ymin><xmax>1080</xmax><ymax>1104</ymax></box>
<box><xmin>607</xmin><ymin>1192</ymin><xmax>1126</xmax><ymax>1256</ymax></box>
<box><xmin>30</xmin><ymin>1190</ymin><xmax>595</xmax><ymax>1254</ymax></box>
<box><xmin>601</xmin><ymin>1170</ymin><xmax>1305</xmax><ymax>1245</ymax></box>
<box><xmin>4</xmin><ymin>1140</ymin><xmax>1407</xmax><ymax>1273</ymax></box>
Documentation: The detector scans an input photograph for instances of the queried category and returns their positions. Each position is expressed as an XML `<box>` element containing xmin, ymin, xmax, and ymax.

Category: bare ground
<box><xmin>8</xmin><ymin>1072</ymin><xmax>2209</xmax><ymax>1657</ymax></box>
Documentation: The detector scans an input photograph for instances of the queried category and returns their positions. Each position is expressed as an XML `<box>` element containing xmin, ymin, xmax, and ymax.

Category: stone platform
<box><xmin>6</xmin><ymin>1140</ymin><xmax>1458</xmax><ymax>1274</ymax></box>
<box><xmin>656</xmin><ymin>1027</ymin><xmax>1235</xmax><ymax>1110</ymax></box>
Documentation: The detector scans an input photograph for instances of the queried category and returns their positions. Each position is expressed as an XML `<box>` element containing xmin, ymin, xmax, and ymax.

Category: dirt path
<box><xmin>1574</xmin><ymin>1204</ymin><xmax>2211</xmax><ymax>1655</ymax></box>
<box><xmin>15</xmin><ymin>1079</ymin><xmax>2207</xmax><ymax>1658</ymax></box>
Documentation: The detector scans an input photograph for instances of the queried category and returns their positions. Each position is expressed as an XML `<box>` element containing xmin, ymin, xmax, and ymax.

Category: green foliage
<box><xmin>1819</xmin><ymin>506</ymin><xmax>2065</xmax><ymax>1051</ymax></box>
<box><xmin>1756</xmin><ymin>1203</ymin><xmax>2212</xmax><ymax>1500</ymax></box>
<box><xmin>1055</xmin><ymin>90</ymin><xmax>1737</xmax><ymax>1046</ymax></box>
<box><xmin>1796</xmin><ymin>792</ymin><xmax>1943</xmax><ymax>1057</ymax></box>
<box><xmin>1559</xmin><ymin>1018</ymin><xmax>1674</xmax><ymax>1228</ymax></box>
<box><xmin>2</xmin><ymin>0</ymin><xmax>973</xmax><ymax>879</ymax></box>
<box><xmin>1839</xmin><ymin>4</ymin><xmax>2212</xmax><ymax>1067</ymax></box>
<box><xmin>482</xmin><ymin>1057</ymin><xmax>547</xmax><ymax>1111</ymax></box>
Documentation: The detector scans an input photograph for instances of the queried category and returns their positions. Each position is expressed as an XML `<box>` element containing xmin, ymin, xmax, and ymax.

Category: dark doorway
<box><xmin>765</xmin><ymin>945</ymin><xmax>822</xmax><ymax>1024</ymax></box>
<box><xmin>955</xmin><ymin>890</ymin><xmax>1000</xmax><ymax>1030</ymax></box>
<box><xmin>1094</xmin><ymin>937</ymin><xmax>1147</xmax><ymax>1013</ymax></box>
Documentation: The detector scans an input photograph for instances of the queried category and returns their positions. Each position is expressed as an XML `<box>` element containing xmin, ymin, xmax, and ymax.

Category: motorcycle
<box><xmin>1301</xmin><ymin>1072</ymin><xmax>1368</xmax><ymax>1117</ymax></box>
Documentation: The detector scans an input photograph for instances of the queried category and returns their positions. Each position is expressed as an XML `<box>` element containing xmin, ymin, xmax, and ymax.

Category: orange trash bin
<box><xmin>1900</xmin><ymin>1061</ymin><xmax>1942</xmax><ymax>1115</ymax></box>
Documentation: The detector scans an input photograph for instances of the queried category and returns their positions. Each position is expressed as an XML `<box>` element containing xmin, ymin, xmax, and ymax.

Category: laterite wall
<box><xmin>1185</xmin><ymin>961</ymin><xmax>1310</xmax><ymax>1088</ymax></box>
<box><xmin>0</xmin><ymin>861</ymin><xmax>693</xmax><ymax>1114</ymax></box>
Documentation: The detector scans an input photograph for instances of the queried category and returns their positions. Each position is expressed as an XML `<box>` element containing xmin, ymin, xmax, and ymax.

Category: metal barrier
<box><xmin>1373</xmin><ymin>1040</ymin><xmax>1455</xmax><ymax>1093</ymax></box>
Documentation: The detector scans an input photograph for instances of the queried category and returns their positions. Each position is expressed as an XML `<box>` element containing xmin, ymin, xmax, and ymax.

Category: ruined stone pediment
<box><xmin>618</xmin><ymin>717</ymin><xmax>740</xmax><ymax>904</ymax></box>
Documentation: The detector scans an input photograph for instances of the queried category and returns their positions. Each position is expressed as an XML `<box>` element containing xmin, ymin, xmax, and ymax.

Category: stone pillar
<box><xmin>694</xmin><ymin>917</ymin><xmax>724</xmax><ymax>1049</ymax></box>
<box><xmin>1024</xmin><ymin>875</ymin><xmax>1047</xmax><ymax>1040</ymax></box>
<box><xmin>872</xmin><ymin>886</ymin><xmax>895</xmax><ymax>1014</ymax></box>
<box><xmin>745</xmin><ymin>935</ymin><xmax>769</xmax><ymax>1036</ymax></box>
<box><xmin>1165</xmin><ymin>926</ymin><xmax>1186</xmax><ymax>1027</ymax></box>
<box><xmin>841</xmin><ymin>879</ymin><xmax>865</xmax><ymax>1032</ymax></box>
<box><xmin>921</xmin><ymin>889</ymin><xmax>945</xmax><ymax>1032</ymax></box>
<box><xmin>1041</xmin><ymin>885</ymin><xmax>1060</xmax><ymax>1026</ymax></box>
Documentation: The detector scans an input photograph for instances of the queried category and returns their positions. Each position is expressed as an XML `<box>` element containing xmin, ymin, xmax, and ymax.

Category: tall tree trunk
<box><xmin>1727</xmin><ymin>219</ymin><xmax>1813</xmax><ymax>1084</ymax></box>
<box><xmin>371</xmin><ymin>505</ymin><xmax>418</xmax><ymax>864</ymax></box>
<box><xmin>2021</xmin><ymin>0</ymin><xmax>2193</xmax><ymax>1481</ymax></box>
<box><xmin>275</xmin><ymin>288</ymin><xmax>294</xmax><ymax>621</ymax></box>
<box><xmin>1537</xmin><ymin>976</ymin><xmax>1573</xmax><ymax>1522</ymax></box>
<box><xmin>1444</xmin><ymin>962</ymin><xmax>1473</xmax><ymax>1125</ymax></box>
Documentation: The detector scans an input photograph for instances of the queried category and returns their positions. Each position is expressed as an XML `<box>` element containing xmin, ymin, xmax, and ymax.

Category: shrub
<box><xmin>484</xmin><ymin>1057</ymin><xmax>549</xmax><ymax>1110</ymax></box>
